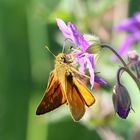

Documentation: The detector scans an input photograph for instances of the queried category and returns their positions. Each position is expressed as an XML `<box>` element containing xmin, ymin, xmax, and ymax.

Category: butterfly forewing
<box><xmin>36</xmin><ymin>72</ymin><xmax>66</xmax><ymax>115</ymax></box>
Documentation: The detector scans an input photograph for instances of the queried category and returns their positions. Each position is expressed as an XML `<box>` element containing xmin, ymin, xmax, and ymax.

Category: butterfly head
<box><xmin>56</xmin><ymin>53</ymin><xmax>73</xmax><ymax>64</ymax></box>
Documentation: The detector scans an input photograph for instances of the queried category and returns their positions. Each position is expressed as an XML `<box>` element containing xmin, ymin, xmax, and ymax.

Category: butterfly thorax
<box><xmin>54</xmin><ymin>53</ymin><xmax>73</xmax><ymax>90</ymax></box>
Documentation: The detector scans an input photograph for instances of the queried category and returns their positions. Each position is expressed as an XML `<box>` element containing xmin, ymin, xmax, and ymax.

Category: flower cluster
<box><xmin>56</xmin><ymin>18</ymin><xmax>140</xmax><ymax>120</ymax></box>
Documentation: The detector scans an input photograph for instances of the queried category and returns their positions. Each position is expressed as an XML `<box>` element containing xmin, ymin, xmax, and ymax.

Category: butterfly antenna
<box><xmin>45</xmin><ymin>45</ymin><xmax>56</xmax><ymax>58</ymax></box>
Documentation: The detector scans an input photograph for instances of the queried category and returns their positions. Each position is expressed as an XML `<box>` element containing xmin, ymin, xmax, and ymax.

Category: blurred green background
<box><xmin>0</xmin><ymin>0</ymin><xmax>140</xmax><ymax>140</ymax></box>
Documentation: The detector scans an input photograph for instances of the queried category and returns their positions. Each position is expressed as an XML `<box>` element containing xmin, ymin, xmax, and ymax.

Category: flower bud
<box><xmin>112</xmin><ymin>84</ymin><xmax>131</xmax><ymax>119</ymax></box>
<box><xmin>128</xmin><ymin>50</ymin><xmax>139</xmax><ymax>62</ymax></box>
<box><xmin>127</xmin><ymin>51</ymin><xmax>140</xmax><ymax>80</ymax></box>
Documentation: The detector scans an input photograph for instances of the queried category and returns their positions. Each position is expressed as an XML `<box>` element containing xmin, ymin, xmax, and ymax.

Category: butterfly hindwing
<box><xmin>71</xmin><ymin>68</ymin><xmax>95</xmax><ymax>107</ymax></box>
<box><xmin>65</xmin><ymin>73</ymin><xmax>85</xmax><ymax>121</ymax></box>
<box><xmin>73</xmin><ymin>78</ymin><xmax>95</xmax><ymax>107</ymax></box>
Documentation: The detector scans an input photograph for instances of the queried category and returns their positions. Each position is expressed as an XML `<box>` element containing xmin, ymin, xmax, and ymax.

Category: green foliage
<box><xmin>0</xmin><ymin>0</ymin><xmax>31</xmax><ymax>140</ymax></box>
<box><xmin>0</xmin><ymin>0</ymin><xmax>140</xmax><ymax>140</ymax></box>
<box><xmin>47</xmin><ymin>118</ymin><xmax>102</xmax><ymax>140</ymax></box>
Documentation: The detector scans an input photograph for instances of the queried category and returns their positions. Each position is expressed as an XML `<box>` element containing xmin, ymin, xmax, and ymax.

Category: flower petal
<box><xmin>85</xmin><ymin>54</ymin><xmax>95</xmax><ymax>89</ymax></box>
<box><xmin>68</xmin><ymin>23</ymin><xmax>89</xmax><ymax>51</ymax></box>
<box><xmin>56</xmin><ymin>18</ymin><xmax>89</xmax><ymax>51</ymax></box>
<box><xmin>115</xmin><ymin>18</ymin><xmax>136</xmax><ymax>33</ymax></box>
<box><xmin>113</xmin><ymin>13</ymin><xmax>140</xmax><ymax>60</ymax></box>
<box><xmin>118</xmin><ymin>34</ymin><xmax>139</xmax><ymax>56</ymax></box>
<box><xmin>94</xmin><ymin>75</ymin><xmax>111</xmax><ymax>87</ymax></box>
<box><xmin>56</xmin><ymin>18</ymin><xmax>73</xmax><ymax>42</ymax></box>
<box><xmin>115</xmin><ymin>13</ymin><xmax>140</xmax><ymax>33</ymax></box>
<box><xmin>76</xmin><ymin>55</ymin><xmax>86</xmax><ymax>74</ymax></box>
<box><xmin>112</xmin><ymin>33</ymin><xmax>139</xmax><ymax>60</ymax></box>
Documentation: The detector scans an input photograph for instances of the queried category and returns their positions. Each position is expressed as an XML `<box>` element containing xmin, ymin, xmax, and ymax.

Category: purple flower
<box><xmin>114</xmin><ymin>12</ymin><xmax>140</xmax><ymax>58</ymax></box>
<box><xmin>112</xmin><ymin>84</ymin><xmax>132</xmax><ymax>119</ymax></box>
<box><xmin>56</xmin><ymin>18</ymin><xmax>89</xmax><ymax>51</ymax></box>
<box><xmin>56</xmin><ymin>18</ymin><xmax>97</xmax><ymax>88</ymax></box>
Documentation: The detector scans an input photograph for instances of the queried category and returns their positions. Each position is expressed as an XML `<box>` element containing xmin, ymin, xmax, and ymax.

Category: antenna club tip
<box><xmin>44</xmin><ymin>45</ymin><xmax>56</xmax><ymax>57</ymax></box>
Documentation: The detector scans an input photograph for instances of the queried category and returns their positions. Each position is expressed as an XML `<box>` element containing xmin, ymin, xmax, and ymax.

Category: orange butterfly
<box><xmin>36</xmin><ymin>53</ymin><xmax>95</xmax><ymax>121</ymax></box>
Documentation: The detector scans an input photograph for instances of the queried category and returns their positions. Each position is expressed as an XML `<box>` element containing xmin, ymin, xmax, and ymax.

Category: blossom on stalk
<box><xmin>114</xmin><ymin>12</ymin><xmax>140</xmax><ymax>57</ymax></box>
<box><xmin>128</xmin><ymin>50</ymin><xmax>139</xmax><ymax>62</ymax></box>
<box><xmin>128</xmin><ymin>50</ymin><xmax>140</xmax><ymax>80</ymax></box>
<box><xmin>56</xmin><ymin>18</ymin><xmax>102</xmax><ymax>88</ymax></box>
<box><xmin>112</xmin><ymin>83</ymin><xmax>132</xmax><ymax>119</ymax></box>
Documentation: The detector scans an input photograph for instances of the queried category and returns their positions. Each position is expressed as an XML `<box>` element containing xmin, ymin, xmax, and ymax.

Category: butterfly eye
<box><xmin>60</xmin><ymin>57</ymin><xmax>66</xmax><ymax>63</ymax></box>
<box><xmin>60</xmin><ymin>55</ymin><xmax>73</xmax><ymax>64</ymax></box>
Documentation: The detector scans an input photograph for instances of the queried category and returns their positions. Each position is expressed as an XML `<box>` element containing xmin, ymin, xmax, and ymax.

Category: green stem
<box><xmin>116</xmin><ymin>67</ymin><xmax>122</xmax><ymax>85</ymax></box>
<box><xmin>101</xmin><ymin>44</ymin><xmax>127</xmax><ymax>67</ymax></box>
<box><xmin>118</xmin><ymin>67</ymin><xmax>140</xmax><ymax>91</ymax></box>
<box><xmin>101</xmin><ymin>44</ymin><xmax>140</xmax><ymax>91</ymax></box>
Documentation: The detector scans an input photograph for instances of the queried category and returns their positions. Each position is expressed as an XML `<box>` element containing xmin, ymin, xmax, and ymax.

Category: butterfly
<box><xmin>36</xmin><ymin>53</ymin><xmax>95</xmax><ymax>121</ymax></box>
